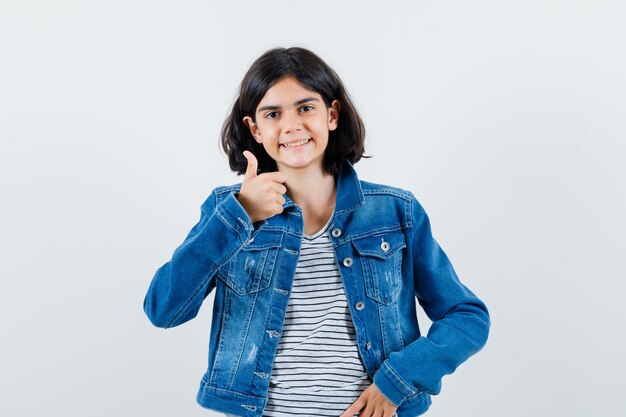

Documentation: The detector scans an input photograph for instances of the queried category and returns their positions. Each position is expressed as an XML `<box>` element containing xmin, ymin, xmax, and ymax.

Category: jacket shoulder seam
<box><xmin>360</xmin><ymin>182</ymin><xmax>412</xmax><ymax>201</ymax></box>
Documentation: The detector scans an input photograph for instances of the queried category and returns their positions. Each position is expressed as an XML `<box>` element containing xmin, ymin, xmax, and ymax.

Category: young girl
<box><xmin>144</xmin><ymin>47</ymin><xmax>490</xmax><ymax>417</ymax></box>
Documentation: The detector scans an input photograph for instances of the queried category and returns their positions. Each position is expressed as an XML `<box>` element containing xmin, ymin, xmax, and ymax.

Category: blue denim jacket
<box><xmin>144</xmin><ymin>159</ymin><xmax>490</xmax><ymax>417</ymax></box>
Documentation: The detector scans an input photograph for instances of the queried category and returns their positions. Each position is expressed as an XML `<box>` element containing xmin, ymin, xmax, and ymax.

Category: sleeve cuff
<box><xmin>373</xmin><ymin>361</ymin><xmax>418</xmax><ymax>407</ymax></box>
<box><xmin>215</xmin><ymin>191</ymin><xmax>253</xmax><ymax>242</ymax></box>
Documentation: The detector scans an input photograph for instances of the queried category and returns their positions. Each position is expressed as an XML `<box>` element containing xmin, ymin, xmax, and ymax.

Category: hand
<box><xmin>236</xmin><ymin>150</ymin><xmax>288</xmax><ymax>223</ymax></box>
<box><xmin>339</xmin><ymin>382</ymin><xmax>398</xmax><ymax>417</ymax></box>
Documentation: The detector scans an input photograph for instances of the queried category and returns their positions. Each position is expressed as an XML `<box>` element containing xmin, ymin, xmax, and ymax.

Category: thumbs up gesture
<box><xmin>236</xmin><ymin>150</ymin><xmax>288</xmax><ymax>223</ymax></box>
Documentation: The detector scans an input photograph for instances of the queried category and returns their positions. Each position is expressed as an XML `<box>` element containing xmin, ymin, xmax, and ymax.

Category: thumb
<box><xmin>242</xmin><ymin>150</ymin><xmax>258</xmax><ymax>181</ymax></box>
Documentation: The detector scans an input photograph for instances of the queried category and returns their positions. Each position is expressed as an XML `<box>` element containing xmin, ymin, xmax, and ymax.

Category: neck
<box><xmin>281</xmin><ymin>164</ymin><xmax>337</xmax><ymax>214</ymax></box>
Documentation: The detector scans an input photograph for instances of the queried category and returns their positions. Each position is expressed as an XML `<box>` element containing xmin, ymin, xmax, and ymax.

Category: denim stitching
<box><xmin>209</xmin><ymin>284</ymin><xmax>230</xmax><ymax>385</ymax></box>
<box><xmin>345</xmin><ymin>225</ymin><xmax>406</xmax><ymax>245</ymax></box>
<box><xmin>226</xmin><ymin>287</ymin><xmax>260</xmax><ymax>390</ymax></box>
<box><xmin>383</xmin><ymin>361</ymin><xmax>416</xmax><ymax>396</ymax></box>
<box><xmin>200</xmin><ymin>382</ymin><xmax>264</xmax><ymax>400</ymax></box>
<box><xmin>378</xmin><ymin>301</ymin><xmax>391</xmax><ymax>358</ymax></box>
<box><xmin>216</xmin><ymin>208</ymin><xmax>239</xmax><ymax>236</ymax></box>
<box><xmin>362</xmin><ymin>189</ymin><xmax>411</xmax><ymax>200</ymax></box>
<box><xmin>333</xmin><ymin>199</ymin><xmax>364</xmax><ymax>216</ymax></box>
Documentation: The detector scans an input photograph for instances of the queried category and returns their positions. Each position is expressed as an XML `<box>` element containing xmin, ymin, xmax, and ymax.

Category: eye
<box><xmin>300</xmin><ymin>105</ymin><xmax>314</xmax><ymax>112</ymax></box>
<box><xmin>265</xmin><ymin>111</ymin><xmax>279</xmax><ymax>119</ymax></box>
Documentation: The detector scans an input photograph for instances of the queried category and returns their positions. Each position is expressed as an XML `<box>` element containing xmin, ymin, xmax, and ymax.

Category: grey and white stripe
<box><xmin>263</xmin><ymin>213</ymin><xmax>372</xmax><ymax>417</ymax></box>
<box><xmin>223</xmin><ymin>214</ymin><xmax>399</xmax><ymax>417</ymax></box>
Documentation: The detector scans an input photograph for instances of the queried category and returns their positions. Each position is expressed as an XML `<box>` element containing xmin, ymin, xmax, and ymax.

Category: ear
<box><xmin>243</xmin><ymin>115</ymin><xmax>263</xmax><ymax>144</ymax></box>
<box><xmin>327</xmin><ymin>100</ymin><xmax>341</xmax><ymax>132</ymax></box>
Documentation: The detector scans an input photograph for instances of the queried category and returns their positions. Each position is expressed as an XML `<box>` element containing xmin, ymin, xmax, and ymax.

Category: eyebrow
<box><xmin>256</xmin><ymin>97</ymin><xmax>320</xmax><ymax>114</ymax></box>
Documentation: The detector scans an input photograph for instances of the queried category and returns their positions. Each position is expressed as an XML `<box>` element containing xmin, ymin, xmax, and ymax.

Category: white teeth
<box><xmin>282</xmin><ymin>139</ymin><xmax>310</xmax><ymax>148</ymax></box>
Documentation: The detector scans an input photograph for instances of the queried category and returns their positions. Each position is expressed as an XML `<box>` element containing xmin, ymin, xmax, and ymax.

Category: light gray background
<box><xmin>1</xmin><ymin>1</ymin><xmax>624</xmax><ymax>416</ymax></box>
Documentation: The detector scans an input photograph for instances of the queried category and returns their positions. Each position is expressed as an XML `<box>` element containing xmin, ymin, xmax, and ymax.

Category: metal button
<box><xmin>380</xmin><ymin>240</ymin><xmax>390</xmax><ymax>252</ymax></box>
<box><xmin>355</xmin><ymin>301</ymin><xmax>365</xmax><ymax>310</ymax></box>
<box><xmin>365</xmin><ymin>341</ymin><xmax>372</xmax><ymax>350</ymax></box>
<box><xmin>331</xmin><ymin>228</ymin><xmax>342</xmax><ymax>237</ymax></box>
<box><xmin>343</xmin><ymin>257</ymin><xmax>353</xmax><ymax>267</ymax></box>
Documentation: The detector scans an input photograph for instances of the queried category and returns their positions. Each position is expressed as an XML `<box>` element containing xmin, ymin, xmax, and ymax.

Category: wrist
<box><xmin>235</xmin><ymin>192</ymin><xmax>257</xmax><ymax>223</ymax></box>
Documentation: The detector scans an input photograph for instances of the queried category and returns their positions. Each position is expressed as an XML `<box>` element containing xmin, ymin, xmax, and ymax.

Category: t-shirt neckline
<box><xmin>302</xmin><ymin>211</ymin><xmax>335</xmax><ymax>240</ymax></box>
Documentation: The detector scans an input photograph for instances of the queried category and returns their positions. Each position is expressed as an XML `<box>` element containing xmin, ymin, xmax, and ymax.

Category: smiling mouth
<box><xmin>281</xmin><ymin>138</ymin><xmax>311</xmax><ymax>148</ymax></box>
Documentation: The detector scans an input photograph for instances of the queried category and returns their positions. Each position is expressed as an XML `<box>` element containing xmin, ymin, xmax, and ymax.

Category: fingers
<box><xmin>371</xmin><ymin>408</ymin><xmax>384</xmax><ymax>417</ymax></box>
<box><xmin>275</xmin><ymin>193</ymin><xmax>286</xmax><ymax>206</ymax></box>
<box><xmin>239</xmin><ymin>150</ymin><xmax>288</xmax><ymax>222</ymax></box>
<box><xmin>339</xmin><ymin>384</ymin><xmax>398</xmax><ymax>417</ymax></box>
<box><xmin>268</xmin><ymin>181</ymin><xmax>287</xmax><ymax>196</ymax></box>
<box><xmin>339</xmin><ymin>398</ymin><xmax>365</xmax><ymax>417</ymax></box>
<box><xmin>251</xmin><ymin>179</ymin><xmax>286</xmax><ymax>199</ymax></box>
<box><xmin>242</xmin><ymin>150</ymin><xmax>258</xmax><ymax>182</ymax></box>
<box><xmin>264</xmin><ymin>170</ymin><xmax>288</xmax><ymax>183</ymax></box>
<box><xmin>242</xmin><ymin>151</ymin><xmax>288</xmax><ymax>185</ymax></box>
<box><xmin>274</xmin><ymin>201</ymin><xmax>285</xmax><ymax>215</ymax></box>
<box><xmin>361</xmin><ymin>405</ymin><xmax>376</xmax><ymax>417</ymax></box>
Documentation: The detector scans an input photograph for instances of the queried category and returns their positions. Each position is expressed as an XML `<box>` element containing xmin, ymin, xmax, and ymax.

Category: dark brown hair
<box><xmin>219</xmin><ymin>46</ymin><xmax>370</xmax><ymax>177</ymax></box>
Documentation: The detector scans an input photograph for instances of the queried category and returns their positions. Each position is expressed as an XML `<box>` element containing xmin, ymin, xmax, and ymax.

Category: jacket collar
<box><xmin>282</xmin><ymin>159</ymin><xmax>364</xmax><ymax>215</ymax></box>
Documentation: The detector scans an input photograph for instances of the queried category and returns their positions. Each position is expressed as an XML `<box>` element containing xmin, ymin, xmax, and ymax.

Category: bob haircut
<box><xmin>220</xmin><ymin>46</ymin><xmax>370</xmax><ymax>177</ymax></box>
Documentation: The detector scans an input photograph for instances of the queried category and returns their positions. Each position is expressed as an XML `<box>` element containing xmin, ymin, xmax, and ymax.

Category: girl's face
<box><xmin>243</xmin><ymin>76</ymin><xmax>340</xmax><ymax>174</ymax></box>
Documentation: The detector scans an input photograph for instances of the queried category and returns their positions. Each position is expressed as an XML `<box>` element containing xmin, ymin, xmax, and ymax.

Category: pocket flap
<box><xmin>353</xmin><ymin>232</ymin><xmax>406</xmax><ymax>259</ymax></box>
<box><xmin>217</xmin><ymin>230</ymin><xmax>283</xmax><ymax>295</ymax></box>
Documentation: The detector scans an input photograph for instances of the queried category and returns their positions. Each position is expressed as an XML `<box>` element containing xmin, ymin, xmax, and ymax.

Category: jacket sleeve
<box><xmin>373</xmin><ymin>192</ymin><xmax>490</xmax><ymax>406</ymax></box>
<box><xmin>143</xmin><ymin>189</ymin><xmax>254</xmax><ymax>328</ymax></box>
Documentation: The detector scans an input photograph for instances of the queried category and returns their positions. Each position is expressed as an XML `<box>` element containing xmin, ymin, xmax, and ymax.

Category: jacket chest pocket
<box><xmin>353</xmin><ymin>232</ymin><xmax>406</xmax><ymax>304</ymax></box>
<box><xmin>217</xmin><ymin>230</ymin><xmax>283</xmax><ymax>295</ymax></box>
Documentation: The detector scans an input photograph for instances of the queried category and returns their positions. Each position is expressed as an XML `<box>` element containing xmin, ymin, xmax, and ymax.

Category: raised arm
<box><xmin>143</xmin><ymin>189</ymin><xmax>254</xmax><ymax>328</ymax></box>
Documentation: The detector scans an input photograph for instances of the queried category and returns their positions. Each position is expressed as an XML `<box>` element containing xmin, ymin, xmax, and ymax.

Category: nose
<box><xmin>280</xmin><ymin>109</ymin><xmax>303</xmax><ymax>134</ymax></box>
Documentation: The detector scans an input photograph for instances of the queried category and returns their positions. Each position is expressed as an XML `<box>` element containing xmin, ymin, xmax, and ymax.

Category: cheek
<box><xmin>252</xmin><ymin>126</ymin><xmax>269</xmax><ymax>143</ymax></box>
<box><xmin>258</xmin><ymin>124</ymin><xmax>279</xmax><ymax>138</ymax></box>
<box><xmin>261</xmin><ymin>139</ymin><xmax>279</xmax><ymax>154</ymax></box>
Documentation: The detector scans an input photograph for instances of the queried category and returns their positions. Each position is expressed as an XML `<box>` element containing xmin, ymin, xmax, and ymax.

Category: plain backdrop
<box><xmin>1</xmin><ymin>1</ymin><xmax>625</xmax><ymax>416</ymax></box>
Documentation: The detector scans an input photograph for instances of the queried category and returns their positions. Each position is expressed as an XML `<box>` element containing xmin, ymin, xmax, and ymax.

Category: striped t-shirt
<box><xmin>263</xmin><ymin>212</ymin><xmax>373</xmax><ymax>417</ymax></box>
<box><xmin>223</xmin><ymin>214</ymin><xmax>399</xmax><ymax>417</ymax></box>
